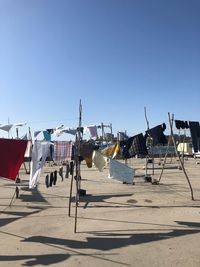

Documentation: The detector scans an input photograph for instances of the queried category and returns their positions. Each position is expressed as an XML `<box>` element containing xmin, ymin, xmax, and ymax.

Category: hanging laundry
<box><xmin>0</xmin><ymin>139</ymin><xmax>28</xmax><ymax>180</ymax></box>
<box><xmin>84</xmin><ymin>125</ymin><xmax>98</xmax><ymax>138</ymax></box>
<box><xmin>53</xmin><ymin>141</ymin><xmax>72</xmax><ymax>162</ymax></box>
<box><xmin>45</xmin><ymin>174</ymin><xmax>49</xmax><ymax>188</ymax></box>
<box><xmin>122</xmin><ymin>133</ymin><xmax>148</xmax><ymax>159</ymax></box>
<box><xmin>14</xmin><ymin>122</ymin><xmax>27</xmax><ymax>127</ymax></box>
<box><xmin>63</xmin><ymin>128</ymin><xmax>77</xmax><ymax>135</ymax></box>
<box><xmin>92</xmin><ymin>150</ymin><xmax>107</xmax><ymax>172</ymax></box>
<box><xmin>112</xmin><ymin>143</ymin><xmax>120</xmax><ymax>159</ymax></box>
<box><xmin>21</xmin><ymin>133</ymin><xmax>28</xmax><ymax>140</ymax></box>
<box><xmin>100</xmin><ymin>143</ymin><xmax>119</xmax><ymax>158</ymax></box>
<box><xmin>34</xmin><ymin>131</ymin><xmax>41</xmax><ymax>138</ymax></box>
<box><xmin>59</xmin><ymin>167</ymin><xmax>63</xmax><ymax>181</ymax></box>
<box><xmin>53</xmin><ymin>170</ymin><xmax>58</xmax><ymax>184</ymax></box>
<box><xmin>145</xmin><ymin>124</ymin><xmax>167</xmax><ymax>145</ymax></box>
<box><xmin>0</xmin><ymin>124</ymin><xmax>13</xmax><ymax>132</ymax></box>
<box><xmin>29</xmin><ymin>141</ymin><xmax>51</xmax><ymax>189</ymax></box>
<box><xmin>189</xmin><ymin>121</ymin><xmax>200</xmax><ymax>153</ymax></box>
<box><xmin>43</xmin><ymin>130</ymin><xmax>52</xmax><ymax>141</ymax></box>
<box><xmin>49</xmin><ymin>172</ymin><xmax>54</xmax><ymax>187</ymax></box>
<box><xmin>24</xmin><ymin>141</ymin><xmax>32</xmax><ymax>158</ymax></box>
<box><xmin>80</xmin><ymin>140</ymin><xmax>97</xmax><ymax>168</ymax></box>
<box><xmin>108</xmin><ymin>159</ymin><xmax>135</xmax><ymax>184</ymax></box>
<box><xmin>53</xmin><ymin>126</ymin><xmax>77</xmax><ymax>137</ymax></box>
<box><xmin>175</xmin><ymin>120</ymin><xmax>189</xmax><ymax>130</ymax></box>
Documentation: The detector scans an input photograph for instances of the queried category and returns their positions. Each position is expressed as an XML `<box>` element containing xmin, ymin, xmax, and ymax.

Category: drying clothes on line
<box><xmin>14</xmin><ymin>122</ymin><xmax>26</xmax><ymax>127</ymax></box>
<box><xmin>53</xmin><ymin>141</ymin><xmax>72</xmax><ymax>161</ymax></box>
<box><xmin>21</xmin><ymin>133</ymin><xmax>28</xmax><ymax>140</ymax></box>
<box><xmin>80</xmin><ymin>140</ymin><xmax>97</xmax><ymax>168</ymax></box>
<box><xmin>100</xmin><ymin>143</ymin><xmax>119</xmax><ymax>158</ymax></box>
<box><xmin>112</xmin><ymin>143</ymin><xmax>120</xmax><ymax>159</ymax></box>
<box><xmin>122</xmin><ymin>133</ymin><xmax>148</xmax><ymax>159</ymax></box>
<box><xmin>34</xmin><ymin>131</ymin><xmax>41</xmax><ymax>138</ymax></box>
<box><xmin>92</xmin><ymin>150</ymin><xmax>107</xmax><ymax>172</ymax></box>
<box><xmin>108</xmin><ymin>159</ymin><xmax>135</xmax><ymax>184</ymax></box>
<box><xmin>0</xmin><ymin>139</ymin><xmax>28</xmax><ymax>180</ymax></box>
<box><xmin>54</xmin><ymin>128</ymin><xmax>77</xmax><ymax>137</ymax></box>
<box><xmin>189</xmin><ymin>121</ymin><xmax>200</xmax><ymax>153</ymax></box>
<box><xmin>62</xmin><ymin>128</ymin><xmax>77</xmax><ymax>136</ymax></box>
<box><xmin>145</xmin><ymin>124</ymin><xmax>167</xmax><ymax>145</ymax></box>
<box><xmin>0</xmin><ymin>124</ymin><xmax>13</xmax><ymax>132</ymax></box>
<box><xmin>29</xmin><ymin>141</ymin><xmax>51</xmax><ymax>189</ymax></box>
<box><xmin>43</xmin><ymin>130</ymin><xmax>52</xmax><ymax>141</ymax></box>
<box><xmin>24</xmin><ymin>141</ymin><xmax>32</xmax><ymax>158</ymax></box>
<box><xmin>175</xmin><ymin>120</ymin><xmax>189</xmax><ymax>130</ymax></box>
<box><xmin>84</xmin><ymin>125</ymin><xmax>98</xmax><ymax>138</ymax></box>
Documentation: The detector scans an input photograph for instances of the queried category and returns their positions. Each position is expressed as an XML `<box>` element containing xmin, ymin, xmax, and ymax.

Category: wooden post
<box><xmin>159</xmin><ymin>113</ymin><xmax>194</xmax><ymax>200</ymax></box>
<box><xmin>74</xmin><ymin>99</ymin><xmax>82</xmax><ymax>233</ymax></box>
<box><xmin>68</xmin><ymin>162</ymin><xmax>74</xmax><ymax>217</ymax></box>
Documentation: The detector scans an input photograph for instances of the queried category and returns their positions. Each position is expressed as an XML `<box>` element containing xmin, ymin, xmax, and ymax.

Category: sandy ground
<box><xmin>0</xmin><ymin>157</ymin><xmax>200</xmax><ymax>267</ymax></box>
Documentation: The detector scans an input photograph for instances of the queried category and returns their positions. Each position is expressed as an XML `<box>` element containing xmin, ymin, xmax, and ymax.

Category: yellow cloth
<box><xmin>100</xmin><ymin>143</ymin><xmax>119</xmax><ymax>158</ymax></box>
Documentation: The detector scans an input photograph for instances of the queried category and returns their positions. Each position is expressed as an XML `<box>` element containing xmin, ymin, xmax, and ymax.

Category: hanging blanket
<box><xmin>0</xmin><ymin>138</ymin><xmax>28</xmax><ymax>180</ymax></box>
<box><xmin>108</xmin><ymin>159</ymin><xmax>135</xmax><ymax>184</ymax></box>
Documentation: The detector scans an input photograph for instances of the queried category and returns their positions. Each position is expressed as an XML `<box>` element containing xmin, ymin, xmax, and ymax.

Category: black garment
<box><xmin>175</xmin><ymin>120</ymin><xmax>189</xmax><ymax>130</ymax></box>
<box><xmin>47</xmin><ymin>129</ymin><xmax>54</xmax><ymax>134</ymax></box>
<box><xmin>49</xmin><ymin>172</ymin><xmax>54</xmax><ymax>187</ymax></box>
<box><xmin>49</xmin><ymin>144</ymin><xmax>54</xmax><ymax>161</ymax></box>
<box><xmin>69</xmin><ymin>161</ymin><xmax>74</xmax><ymax>175</ymax></box>
<box><xmin>45</xmin><ymin>174</ymin><xmax>49</xmax><ymax>188</ymax></box>
<box><xmin>53</xmin><ymin>170</ymin><xmax>57</xmax><ymax>185</ymax></box>
<box><xmin>184</xmin><ymin>121</ymin><xmax>189</xmax><ymax>129</ymax></box>
<box><xmin>65</xmin><ymin>161</ymin><xmax>69</xmax><ymax>178</ymax></box>
<box><xmin>71</xmin><ymin>145</ymin><xmax>75</xmax><ymax>160</ymax></box>
<box><xmin>189</xmin><ymin>121</ymin><xmax>200</xmax><ymax>153</ymax></box>
<box><xmin>122</xmin><ymin>133</ymin><xmax>148</xmax><ymax>159</ymax></box>
<box><xmin>145</xmin><ymin>124</ymin><xmax>167</xmax><ymax>145</ymax></box>
<box><xmin>59</xmin><ymin>167</ymin><xmax>63</xmax><ymax>181</ymax></box>
<box><xmin>175</xmin><ymin>120</ymin><xmax>181</xmax><ymax>130</ymax></box>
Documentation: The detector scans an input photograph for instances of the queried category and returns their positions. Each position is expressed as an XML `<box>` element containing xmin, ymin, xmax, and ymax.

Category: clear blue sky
<box><xmin>1</xmin><ymin>0</ymin><xmax>200</xmax><ymax>139</ymax></box>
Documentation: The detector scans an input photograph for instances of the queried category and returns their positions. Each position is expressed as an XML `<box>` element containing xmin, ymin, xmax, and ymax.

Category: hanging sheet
<box><xmin>108</xmin><ymin>159</ymin><xmax>135</xmax><ymax>184</ymax></box>
<box><xmin>0</xmin><ymin>138</ymin><xmax>28</xmax><ymax>180</ymax></box>
<box><xmin>92</xmin><ymin>150</ymin><xmax>107</xmax><ymax>172</ymax></box>
<box><xmin>29</xmin><ymin>141</ymin><xmax>51</xmax><ymax>189</ymax></box>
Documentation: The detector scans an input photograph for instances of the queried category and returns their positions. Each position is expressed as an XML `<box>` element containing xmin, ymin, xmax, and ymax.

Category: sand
<box><xmin>0</xmin><ymin>157</ymin><xmax>200</xmax><ymax>267</ymax></box>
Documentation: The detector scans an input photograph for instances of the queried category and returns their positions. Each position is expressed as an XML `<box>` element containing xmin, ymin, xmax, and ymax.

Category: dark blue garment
<box><xmin>122</xmin><ymin>133</ymin><xmax>148</xmax><ymax>159</ymax></box>
<box><xmin>43</xmin><ymin>131</ymin><xmax>51</xmax><ymax>141</ymax></box>
<box><xmin>145</xmin><ymin>124</ymin><xmax>167</xmax><ymax>146</ymax></box>
<box><xmin>189</xmin><ymin>121</ymin><xmax>200</xmax><ymax>153</ymax></box>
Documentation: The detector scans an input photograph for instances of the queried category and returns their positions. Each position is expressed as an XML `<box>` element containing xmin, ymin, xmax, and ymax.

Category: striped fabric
<box><xmin>53</xmin><ymin>141</ymin><xmax>72</xmax><ymax>161</ymax></box>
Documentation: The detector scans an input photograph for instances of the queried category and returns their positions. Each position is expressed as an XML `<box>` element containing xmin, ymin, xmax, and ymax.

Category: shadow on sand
<box><xmin>1</xmin><ymin>221</ymin><xmax>200</xmax><ymax>266</ymax></box>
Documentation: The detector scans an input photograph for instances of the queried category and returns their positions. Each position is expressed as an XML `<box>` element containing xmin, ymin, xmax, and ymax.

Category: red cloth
<box><xmin>0</xmin><ymin>139</ymin><xmax>28</xmax><ymax>180</ymax></box>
